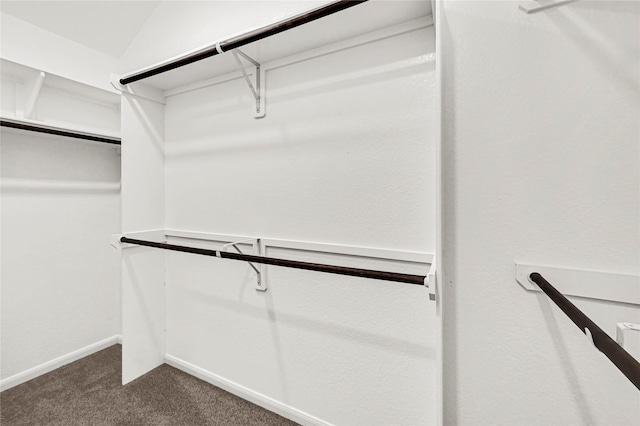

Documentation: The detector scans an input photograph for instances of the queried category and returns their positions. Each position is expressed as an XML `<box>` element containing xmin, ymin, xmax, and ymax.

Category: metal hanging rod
<box><xmin>120</xmin><ymin>237</ymin><xmax>426</xmax><ymax>286</ymax></box>
<box><xmin>0</xmin><ymin>118</ymin><xmax>121</xmax><ymax>145</ymax></box>
<box><xmin>529</xmin><ymin>273</ymin><xmax>640</xmax><ymax>390</ymax></box>
<box><xmin>119</xmin><ymin>0</ymin><xmax>369</xmax><ymax>85</ymax></box>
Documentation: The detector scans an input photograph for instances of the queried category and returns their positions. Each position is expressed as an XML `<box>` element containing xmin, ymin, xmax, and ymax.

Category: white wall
<box><xmin>1</xmin><ymin>15</ymin><xmax>121</xmax><ymax>387</ymax></box>
<box><xmin>119</xmin><ymin>1</ymin><xmax>437</xmax><ymax>424</ymax></box>
<box><xmin>119</xmin><ymin>94</ymin><xmax>166</xmax><ymax>384</ymax></box>
<box><xmin>164</xmin><ymin>28</ymin><xmax>435</xmax><ymax>251</ymax></box>
<box><xmin>0</xmin><ymin>131</ymin><xmax>121</xmax><ymax>382</ymax></box>
<box><xmin>439</xmin><ymin>1</ymin><xmax>640</xmax><ymax>424</ymax></box>
<box><xmin>163</xmin><ymin>27</ymin><xmax>436</xmax><ymax>424</ymax></box>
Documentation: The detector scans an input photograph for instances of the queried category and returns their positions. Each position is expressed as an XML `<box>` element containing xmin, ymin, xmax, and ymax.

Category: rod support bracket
<box><xmin>616</xmin><ymin>322</ymin><xmax>640</xmax><ymax>348</ymax></box>
<box><xmin>230</xmin><ymin>49</ymin><xmax>266</xmax><ymax>118</ymax></box>
<box><xmin>425</xmin><ymin>260</ymin><xmax>436</xmax><ymax>300</ymax></box>
<box><xmin>222</xmin><ymin>238</ymin><xmax>266</xmax><ymax>291</ymax></box>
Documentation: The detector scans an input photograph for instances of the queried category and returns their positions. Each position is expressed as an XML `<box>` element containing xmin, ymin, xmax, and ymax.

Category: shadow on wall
<box><xmin>128</xmin><ymin>96</ymin><xmax>164</xmax><ymax>157</ymax></box>
<box><xmin>164</xmin><ymin>54</ymin><xmax>433</xmax><ymax>159</ymax></box>
<box><xmin>0</xmin><ymin>130</ymin><xmax>121</xmax><ymax>189</ymax></box>
<box><xmin>124</xmin><ymin>250</ymin><xmax>165</xmax><ymax>345</ymax></box>
<box><xmin>179</xmin><ymin>273</ymin><xmax>435</xmax><ymax>361</ymax></box>
<box><xmin>548</xmin><ymin>0</ymin><xmax>639</xmax><ymax>93</ymax></box>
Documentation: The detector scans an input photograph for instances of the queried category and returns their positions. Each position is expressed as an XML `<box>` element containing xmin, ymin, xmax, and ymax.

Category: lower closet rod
<box><xmin>120</xmin><ymin>237</ymin><xmax>426</xmax><ymax>285</ymax></box>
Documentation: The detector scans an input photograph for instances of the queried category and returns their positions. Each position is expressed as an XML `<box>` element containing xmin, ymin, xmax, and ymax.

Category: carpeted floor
<box><xmin>0</xmin><ymin>345</ymin><xmax>298</xmax><ymax>425</ymax></box>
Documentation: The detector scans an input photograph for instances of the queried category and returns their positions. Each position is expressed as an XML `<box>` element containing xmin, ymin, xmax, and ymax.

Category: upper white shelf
<box><xmin>1</xmin><ymin>58</ymin><xmax>121</xmax><ymax>141</ymax></box>
<box><xmin>119</xmin><ymin>0</ymin><xmax>431</xmax><ymax>93</ymax></box>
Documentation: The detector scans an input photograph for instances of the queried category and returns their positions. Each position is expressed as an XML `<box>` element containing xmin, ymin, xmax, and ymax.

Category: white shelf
<box><xmin>1</xmin><ymin>177</ymin><xmax>120</xmax><ymax>192</ymax></box>
<box><xmin>121</xmin><ymin>1</ymin><xmax>431</xmax><ymax>92</ymax></box>
<box><xmin>1</xmin><ymin>58</ymin><xmax>121</xmax><ymax>137</ymax></box>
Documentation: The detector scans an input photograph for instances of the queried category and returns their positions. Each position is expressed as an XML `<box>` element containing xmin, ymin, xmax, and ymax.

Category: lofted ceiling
<box><xmin>0</xmin><ymin>1</ymin><xmax>161</xmax><ymax>58</ymax></box>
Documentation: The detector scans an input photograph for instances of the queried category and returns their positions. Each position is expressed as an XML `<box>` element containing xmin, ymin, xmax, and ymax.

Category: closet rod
<box><xmin>0</xmin><ymin>119</ymin><xmax>121</xmax><ymax>145</ymax></box>
<box><xmin>120</xmin><ymin>237</ymin><xmax>426</xmax><ymax>285</ymax></box>
<box><xmin>529</xmin><ymin>273</ymin><xmax>640</xmax><ymax>390</ymax></box>
<box><xmin>119</xmin><ymin>0</ymin><xmax>369</xmax><ymax>85</ymax></box>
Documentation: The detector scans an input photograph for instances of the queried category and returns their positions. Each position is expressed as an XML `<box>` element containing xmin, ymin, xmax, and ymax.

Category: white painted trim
<box><xmin>165</xmin><ymin>355</ymin><xmax>332</xmax><ymax>426</ymax></box>
<box><xmin>164</xmin><ymin>16</ymin><xmax>433</xmax><ymax>98</ymax></box>
<box><xmin>516</xmin><ymin>264</ymin><xmax>640</xmax><ymax>305</ymax></box>
<box><xmin>433</xmin><ymin>1</ymin><xmax>444</xmax><ymax>424</ymax></box>
<box><xmin>165</xmin><ymin>229</ymin><xmax>432</xmax><ymax>264</ymax></box>
<box><xmin>0</xmin><ymin>335</ymin><xmax>121</xmax><ymax>392</ymax></box>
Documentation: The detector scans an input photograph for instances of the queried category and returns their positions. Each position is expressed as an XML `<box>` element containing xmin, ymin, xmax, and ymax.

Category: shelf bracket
<box><xmin>17</xmin><ymin>71</ymin><xmax>45</xmax><ymax>119</ymax></box>
<box><xmin>519</xmin><ymin>0</ymin><xmax>577</xmax><ymax>14</ymax></box>
<box><xmin>231</xmin><ymin>49</ymin><xmax>266</xmax><ymax>118</ymax></box>
<box><xmin>221</xmin><ymin>238</ymin><xmax>266</xmax><ymax>291</ymax></box>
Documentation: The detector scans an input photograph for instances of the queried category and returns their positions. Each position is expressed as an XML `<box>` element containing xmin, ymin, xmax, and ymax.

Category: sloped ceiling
<box><xmin>0</xmin><ymin>1</ymin><xmax>161</xmax><ymax>58</ymax></box>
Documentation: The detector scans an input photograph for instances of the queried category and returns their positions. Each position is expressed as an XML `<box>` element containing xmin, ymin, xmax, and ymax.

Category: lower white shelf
<box><xmin>1</xmin><ymin>178</ymin><xmax>120</xmax><ymax>192</ymax></box>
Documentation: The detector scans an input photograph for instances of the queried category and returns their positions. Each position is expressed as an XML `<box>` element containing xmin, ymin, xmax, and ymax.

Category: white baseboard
<box><xmin>165</xmin><ymin>354</ymin><xmax>331</xmax><ymax>426</ymax></box>
<box><xmin>0</xmin><ymin>335</ymin><xmax>122</xmax><ymax>392</ymax></box>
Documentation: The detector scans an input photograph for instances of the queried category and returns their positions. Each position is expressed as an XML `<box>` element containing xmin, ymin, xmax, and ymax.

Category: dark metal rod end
<box><xmin>529</xmin><ymin>272</ymin><xmax>640</xmax><ymax>390</ymax></box>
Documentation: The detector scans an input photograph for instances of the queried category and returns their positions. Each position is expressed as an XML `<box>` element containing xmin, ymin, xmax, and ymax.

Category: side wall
<box><xmin>120</xmin><ymin>93</ymin><xmax>166</xmax><ymax>384</ymax></box>
<box><xmin>0</xmin><ymin>14</ymin><xmax>121</xmax><ymax>388</ymax></box>
<box><xmin>440</xmin><ymin>1</ymin><xmax>640</xmax><ymax>424</ymax></box>
<box><xmin>0</xmin><ymin>132</ymin><xmax>121</xmax><ymax>385</ymax></box>
<box><xmin>163</xmin><ymin>23</ymin><xmax>436</xmax><ymax>426</ymax></box>
<box><xmin>119</xmin><ymin>1</ymin><xmax>438</xmax><ymax>424</ymax></box>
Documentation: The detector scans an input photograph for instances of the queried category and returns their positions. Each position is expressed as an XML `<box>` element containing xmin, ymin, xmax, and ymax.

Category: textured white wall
<box><xmin>163</xmin><ymin>25</ymin><xmax>436</xmax><ymax>424</ymax></box>
<box><xmin>0</xmin><ymin>15</ymin><xmax>121</xmax><ymax>382</ymax></box>
<box><xmin>439</xmin><ymin>1</ymin><xmax>640</xmax><ymax>424</ymax></box>
<box><xmin>117</xmin><ymin>1</ymin><xmax>437</xmax><ymax>424</ymax></box>
<box><xmin>0</xmin><ymin>130</ymin><xmax>121</xmax><ymax>381</ymax></box>
<box><xmin>164</xmin><ymin>28</ymin><xmax>435</xmax><ymax>251</ymax></box>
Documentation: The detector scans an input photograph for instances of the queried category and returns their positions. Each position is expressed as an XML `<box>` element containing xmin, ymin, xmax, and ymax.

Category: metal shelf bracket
<box><xmin>221</xmin><ymin>238</ymin><xmax>267</xmax><ymax>291</ymax></box>
<box><xmin>231</xmin><ymin>49</ymin><xmax>266</xmax><ymax>118</ymax></box>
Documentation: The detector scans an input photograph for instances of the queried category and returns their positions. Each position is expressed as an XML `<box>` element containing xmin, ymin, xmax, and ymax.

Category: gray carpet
<box><xmin>0</xmin><ymin>345</ymin><xmax>298</xmax><ymax>425</ymax></box>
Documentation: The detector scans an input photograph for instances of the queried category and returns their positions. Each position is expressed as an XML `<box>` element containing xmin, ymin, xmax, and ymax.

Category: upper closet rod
<box><xmin>120</xmin><ymin>237</ymin><xmax>426</xmax><ymax>286</ymax></box>
<box><xmin>0</xmin><ymin>118</ymin><xmax>121</xmax><ymax>145</ymax></box>
<box><xmin>529</xmin><ymin>273</ymin><xmax>640</xmax><ymax>390</ymax></box>
<box><xmin>119</xmin><ymin>0</ymin><xmax>369</xmax><ymax>85</ymax></box>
